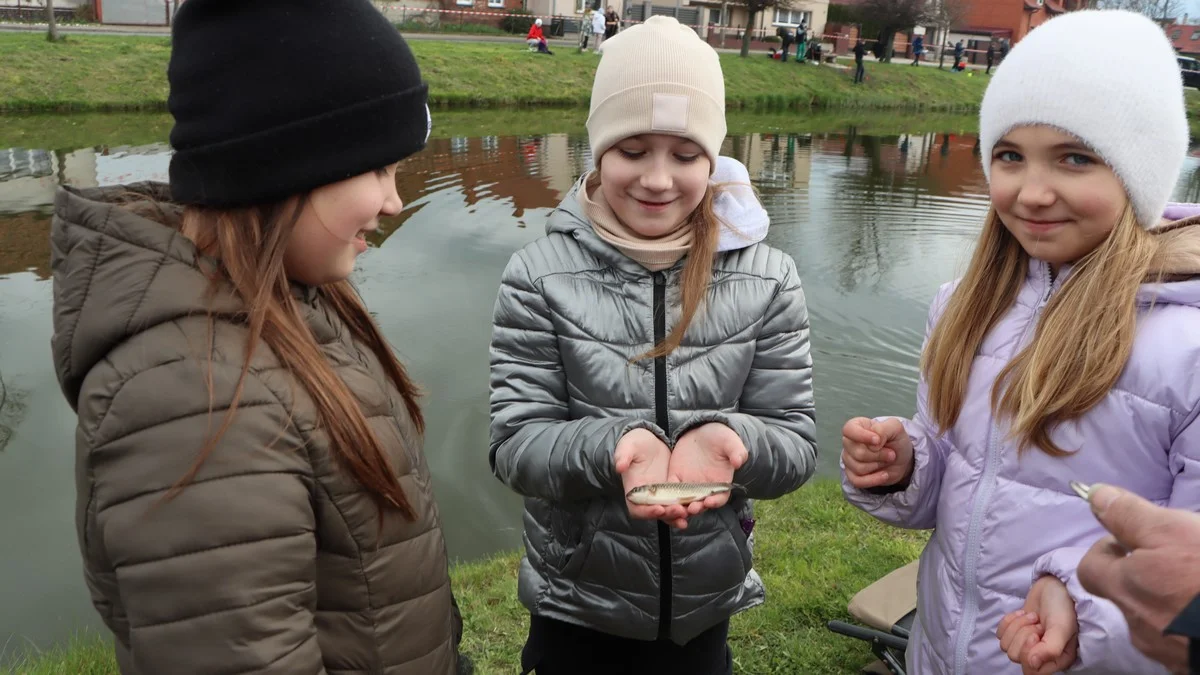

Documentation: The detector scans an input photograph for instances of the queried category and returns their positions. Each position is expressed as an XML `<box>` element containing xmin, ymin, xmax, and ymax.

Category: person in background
<box><xmin>854</xmin><ymin>38</ymin><xmax>867</xmax><ymax>83</ymax></box>
<box><xmin>795</xmin><ymin>24</ymin><xmax>807</xmax><ymax>64</ymax></box>
<box><xmin>590</xmin><ymin>7</ymin><xmax>607</xmax><ymax>52</ymax></box>
<box><xmin>986</xmin><ymin>40</ymin><xmax>996</xmax><ymax>74</ymax></box>
<box><xmin>605</xmin><ymin>5</ymin><xmax>619</xmax><ymax>39</ymax></box>
<box><xmin>48</xmin><ymin>0</ymin><xmax>469</xmax><ymax>672</ymax></box>
<box><xmin>528</xmin><ymin>17</ymin><xmax>553</xmax><ymax>54</ymax></box>
<box><xmin>1078</xmin><ymin>484</ymin><xmax>1200</xmax><ymax>674</ymax></box>
<box><xmin>912</xmin><ymin>34</ymin><xmax>924</xmax><ymax>66</ymax></box>
<box><xmin>778</xmin><ymin>23</ymin><xmax>794</xmax><ymax>62</ymax></box>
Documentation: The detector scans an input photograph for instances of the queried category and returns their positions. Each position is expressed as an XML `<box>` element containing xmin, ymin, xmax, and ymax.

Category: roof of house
<box><xmin>1167</xmin><ymin>22</ymin><xmax>1200</xmax><ymax>55</ymax></box>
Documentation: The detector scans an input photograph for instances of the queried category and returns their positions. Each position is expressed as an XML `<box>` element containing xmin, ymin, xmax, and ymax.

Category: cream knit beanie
<box><xmin>979</xmin><ymin>9</ymin><xmax>1187</xmax><ymax>230</ymax></box>
<box><xmin>586</xmin><ymin>16</ymin><xmax>726</xmax><ymax>168</ymax></box>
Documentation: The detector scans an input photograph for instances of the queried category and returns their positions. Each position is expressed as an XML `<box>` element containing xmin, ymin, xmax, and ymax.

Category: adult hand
<box><xmin>615</xmin><ymin>429</ymin><xmax>686</xmax><ymax>527</ymax></box>
<box><xmin>997</xmin><ymin>575</ymin><xmax>1079</xmax><ymax>674</ymax></box>
<box><xmin>1078</xmin><ymin>484</ymin><xmax>1200</xmax><ymax>674</ymax></box>
<box><xmin>668</xmin><ymin>423</ymin><xmax>747</xmax><ymax>518</ymax></box>
<box><xmin>841</xmin><ymin>417</ymin><xmax>914</xmax><ymax>490</ymax></box>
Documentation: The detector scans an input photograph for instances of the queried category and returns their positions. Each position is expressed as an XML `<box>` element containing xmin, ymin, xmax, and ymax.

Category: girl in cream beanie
<box><xmin>490</xmin><ymin>15</ymin><xmax>817</xmax><ymax>675</ymax></box>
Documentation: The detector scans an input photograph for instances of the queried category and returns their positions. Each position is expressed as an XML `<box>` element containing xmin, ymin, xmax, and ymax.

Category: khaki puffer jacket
<box><xmin>50</xmin><ymin>183</ymin><xmax>459</xmax><ymax>675</ymax></box>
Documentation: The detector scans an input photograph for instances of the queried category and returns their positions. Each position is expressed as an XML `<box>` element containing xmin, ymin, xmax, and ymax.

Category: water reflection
<box><xmin>2</xmin><ymin>122</ymin><xmax>1199</xmax><ymax>653</ymax></box>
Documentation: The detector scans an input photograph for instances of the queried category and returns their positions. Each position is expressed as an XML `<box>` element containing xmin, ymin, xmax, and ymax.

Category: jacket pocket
<box><xmin>556</xmin><ymin>500</ymin><xmax>604</xmax><ymax>580</ymax></box>
<box><xmin>716</xmin><ymin>504</ymin><xmax>753</xmax><ymax>576</ymax></box>
<box><xmin>540</xmin><ymin>497</ymin><xmax>600</xmax><ymax>576</ymax></box>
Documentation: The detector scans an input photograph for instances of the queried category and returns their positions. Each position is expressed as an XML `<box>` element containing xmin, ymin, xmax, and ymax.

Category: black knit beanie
<box><xmin>167</xmin><ymin>0</ymin><xmax>430</xmax><ymax>207</ymax></box>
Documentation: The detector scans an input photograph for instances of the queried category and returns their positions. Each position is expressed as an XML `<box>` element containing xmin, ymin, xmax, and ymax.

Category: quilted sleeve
<box><xmin>671</xmin><ymin>254</ymin><xmax>817</xmax><ymax>500</ymax></box>
<box><xmin>1032</xmin><ymin>404</ymin><xmax>1200</xmax><ymax>674</ymax></box>
<box><xmin>1034</xmin><ymin>547</ymin><xmax>1169</xmax><ymax>674</ymax></box>
<box><xmin>489</xmin><ymin>251</ymin><xmax>668</xmax><ymax>502</ymax></box>
<box><xmin>78</xmin><ymin>356</ymin><xmax>325</xmax><ymax>674</ymax></box>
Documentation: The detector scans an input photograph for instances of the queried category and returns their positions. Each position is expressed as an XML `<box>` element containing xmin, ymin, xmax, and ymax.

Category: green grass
<box><xmin>6</xmin><ymin>32</ymin><xmax>1198</xmax><ymax>134</ymax></box>
<box><xmin>0</xmin><ymin>631</ymin><xmax>119</xmax><ymax>675</ymax></box>
<box><xmin>0</xmin><ymin>32</ymin><xmax>979</xmax><ymax>113</ymax></box>
<box><xmin>1188</xmin><ymin>91</ymin><xmax>1200</xmax><ymax>139</ymax></box>
<box><xmin>1</xmin><ymin>480</ymin><xmax>927</xmax><ymax>674</ymax></box>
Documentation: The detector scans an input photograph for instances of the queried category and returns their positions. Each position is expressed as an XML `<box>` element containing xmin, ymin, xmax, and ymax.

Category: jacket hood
<box><xmin>546</xmin><ymin>156</ymin><xmax>770</xmax><ymax>268</ymax></box>
<box><xmin>1028</xmin><ymin>205</ymin><xmax>1200</xmax><ymax>310</ymax></box>
<box><xmin>1141</xmin><ymin>205</ymin><xmax>1200</xmax><ymax>308</ymax></box>
<box><xmin>49</xmin><ymin>183</ymin><xmax>242</xmax><ymax>410</ymax></box>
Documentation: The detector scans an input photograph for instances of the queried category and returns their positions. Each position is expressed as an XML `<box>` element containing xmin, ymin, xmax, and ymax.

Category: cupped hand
<box><xmin>615</xmin><ymin>428</ymin><xmax>687</xmax><ymax>527</ymax></box>
<box><xmin>668</xmin><ymin>423</ymin><xmax>747</xmax><ymax>518</ymax></box>
<box><xmin>841</xmin><ymin>417</ymin><xmax>914</xmax><ymax>490</ymax></box>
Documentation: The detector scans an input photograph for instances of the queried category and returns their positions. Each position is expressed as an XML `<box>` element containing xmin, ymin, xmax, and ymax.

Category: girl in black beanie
<box><xmin>49</xmin><ymin>0</ymin><xmax>469</xmax><ymax>672</ymax></box>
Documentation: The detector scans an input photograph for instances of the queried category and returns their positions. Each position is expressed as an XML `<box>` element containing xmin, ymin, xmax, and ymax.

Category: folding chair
<box><xmin>826</xmin><ymin>559</ymin><xmax>918</xmax><ymax>675</ymax></box>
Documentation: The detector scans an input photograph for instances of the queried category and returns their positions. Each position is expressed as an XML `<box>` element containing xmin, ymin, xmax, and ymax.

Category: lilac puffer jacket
<box><xmin>844</xmin><ymin>218</ymin><xmax>1200</xmax><ymax>674</ymax></box>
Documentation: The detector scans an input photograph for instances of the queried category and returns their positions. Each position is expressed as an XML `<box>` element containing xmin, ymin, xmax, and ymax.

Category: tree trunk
<box><xmin>879</xmin><ymin>28</ymin><xmax>894</xmax><ymax>62</ymax></box>
<box><xmin>740</xmin><ymin>9</ymin><xmax>756</xmax><ymax>57</ymax></box>
<box><xmin>46</xmin><ymin>0</ymin><xmax>59</xmax><ymax>42</ymax></box>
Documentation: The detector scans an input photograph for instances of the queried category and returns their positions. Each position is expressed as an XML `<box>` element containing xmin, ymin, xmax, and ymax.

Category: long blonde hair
<box><xmin>173</xmin><ymin>199</ymin><xmax>425</xmax><ymax>521</ymax></box>
<box><xmin>922</xmin><ymin>204</ymin><xmax>1200</xmax><ymax>455</ymax></box>
<box><xmin>640</xmin><ymin>185</ymin><xmax>722</xmax><ymax>359</ymax></box>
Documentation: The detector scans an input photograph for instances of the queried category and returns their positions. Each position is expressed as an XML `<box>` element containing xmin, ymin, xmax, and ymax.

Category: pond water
<box><xmin>3</xmin><ymin>113</ymin><xmax>1199</xmax><ymax>654</ymax></box>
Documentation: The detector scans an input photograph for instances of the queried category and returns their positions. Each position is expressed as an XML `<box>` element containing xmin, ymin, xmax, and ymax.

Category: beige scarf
<box><xmin>581</xmin><ymin>172</ymin><xmax>692</xmax><ymax>271</ymax></box>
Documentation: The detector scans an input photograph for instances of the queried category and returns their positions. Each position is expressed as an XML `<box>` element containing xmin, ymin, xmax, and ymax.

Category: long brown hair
<box><xmin>173</xmin><ymin>198</ymin><xmax>424</xmax><ymax>520</ymax></box>
<box><xmin>922</xmin><ymin>204</ymin><xmax>1200</xmax><ymax>455</ymax></box>
<box><xmin>640</xmin><ymin>185</ymin><xmax>722</xmax><ymax>359</ymax></box>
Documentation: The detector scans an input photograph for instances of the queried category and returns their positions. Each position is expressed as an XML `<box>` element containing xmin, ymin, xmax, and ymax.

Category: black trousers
<box><xmin>520</xmin><ymin>615</ymin><xmax>733</xmax><ymax>675</ymax></box>
<box><xmin>854</xmin><ymin>62</ymin><xmax>865</xmax><ymax>82</ymax></box>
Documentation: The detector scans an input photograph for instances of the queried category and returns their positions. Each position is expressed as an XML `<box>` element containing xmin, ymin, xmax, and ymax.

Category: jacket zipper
<box><xmin>653</xmin><ymin>271</ymin><xmax>673</xmax><ymax>641</ymax></box>
<box><xmin>951</xmin><ymin>263</ymin><xmax>1054</xmax><ymax>674</ymax></box>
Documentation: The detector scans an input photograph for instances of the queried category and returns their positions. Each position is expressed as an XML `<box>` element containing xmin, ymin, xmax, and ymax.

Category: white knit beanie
<box><xmin>586</xmin><ymin>16</ymin><xmax>726</xmax><ymax>169</ymax></box>
<box><xmin>979</xmin><ymin>9</ymin><xmax>1187</xmax><ymax>230</ymax></box>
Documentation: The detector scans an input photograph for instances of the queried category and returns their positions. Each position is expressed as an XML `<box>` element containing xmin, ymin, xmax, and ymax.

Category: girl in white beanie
<box><xmin>489</xmin><ymin>15</ymin><xmax>816</xmax><ymax>675</ymax></box>
<box><xmin>841</xmin><ymin>9</ymin><xmax>1200</xmax><ymax>675</ymax></box>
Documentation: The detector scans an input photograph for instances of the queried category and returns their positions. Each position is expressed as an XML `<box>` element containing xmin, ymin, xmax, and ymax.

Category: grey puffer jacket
<box><xmin>488</xmin><ymin>176</ymin><xmax>817</xmax><ymax>645</ymax></box>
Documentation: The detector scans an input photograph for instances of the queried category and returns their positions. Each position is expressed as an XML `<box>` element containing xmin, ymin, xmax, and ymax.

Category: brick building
<box><xmin>950</xmin><ymin>0</ymin><xmax>1088</xmax><ymax>48</ymax></box>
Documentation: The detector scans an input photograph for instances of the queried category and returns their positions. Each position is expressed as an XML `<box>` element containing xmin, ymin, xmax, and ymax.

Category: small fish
<box><xmin>1069</xmin><ymin>480</ymin><xmax>1093</xmax><ymax>501</ymax></box>
<box><xmin>625</xmin><ymin>482</ymin><xmax>734</xmax><ymax>506</ymax></box>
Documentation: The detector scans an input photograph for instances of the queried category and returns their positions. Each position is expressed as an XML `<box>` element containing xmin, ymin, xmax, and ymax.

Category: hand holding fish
<box><xmin>615</xmin><ymin>429</ymin><xmax>688</xmax><ymax>527</ymax></box>
<box><xmin>841</xmin><ymin>417</ymin><xmax>914</xmax><ymax>490</ymax></box>
<box><xmin>669</xmin><ymin>423</ymin><xmax>748</xmax><ymax>516</ymax></box>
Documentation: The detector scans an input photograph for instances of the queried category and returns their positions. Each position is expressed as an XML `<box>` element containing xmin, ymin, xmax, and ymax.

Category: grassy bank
<box><xmin>1</xmin><ymin>32</ymin><xmax>991</xmax><ymax>113</ymax></box>
<box><xmin>2</xmin><ymin>480</ymin><xmax>926</xmax><ymax>674</ymax></box>
<box><xmin>8</xmin><ymin>32</ymin><xmax>1200</xmax><ymax>134</ymax></box>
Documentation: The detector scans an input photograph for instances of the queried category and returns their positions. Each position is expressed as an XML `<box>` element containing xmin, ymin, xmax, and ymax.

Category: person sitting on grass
<box><xmin>527</xmin><ymin>17</ymin><xmax>553</xmax><ymax>54</ymax></box>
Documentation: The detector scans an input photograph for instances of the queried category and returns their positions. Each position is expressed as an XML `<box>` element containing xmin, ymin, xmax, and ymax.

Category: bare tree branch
<box><xmin>860</xmin><ymin>0</ymin><xmax>930</xmax><ymax>61</ymax></box>
<box><xmin>722</xmin><ymin>0</ymin><xmax>795</xmax><ymax>56</ymax></box>
<box><xmin>927</xmin><ymin>0</ymin><xmax>975</xmax><ymax>67</ymax></box>
<box><xmin>1089</xmin><ymin>0</ymin><xmax>1182</xmax><ymax>19</ymax></box>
